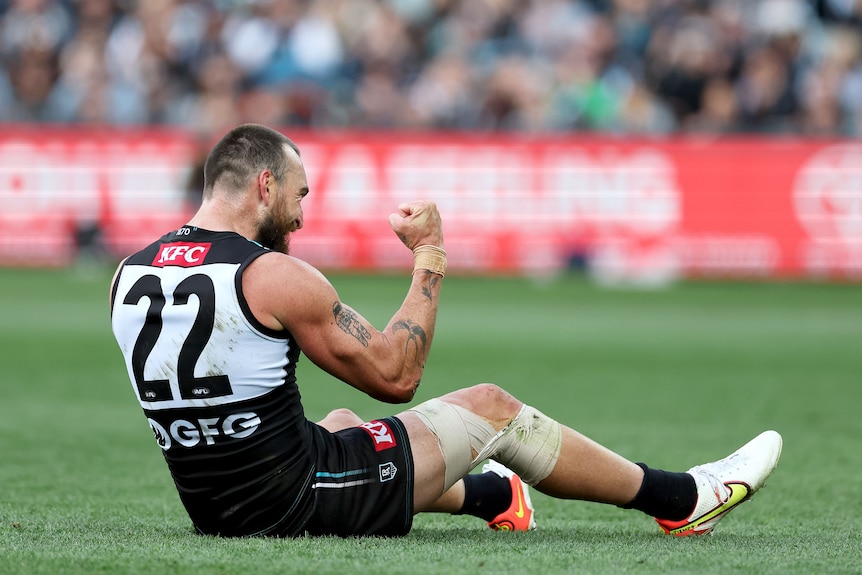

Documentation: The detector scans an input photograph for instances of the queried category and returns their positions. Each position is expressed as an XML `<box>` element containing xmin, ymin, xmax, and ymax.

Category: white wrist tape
<box><xmin>410</xmin><ymin>399</ymin><xmax>562</xmax><ymax>490</ymax></box>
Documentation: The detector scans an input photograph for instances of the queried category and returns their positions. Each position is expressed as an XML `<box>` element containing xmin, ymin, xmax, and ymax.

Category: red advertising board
<box><xmin>1</xmin><ymin>127</ymin><xmax>860</xmax><ymax>281</ymax></box>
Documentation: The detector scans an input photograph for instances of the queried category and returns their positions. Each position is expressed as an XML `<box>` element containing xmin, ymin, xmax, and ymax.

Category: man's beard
<box><xmin>257</xmin><ymin>212</ymin><xmax>290</xmax><ymax>254</ymax></box>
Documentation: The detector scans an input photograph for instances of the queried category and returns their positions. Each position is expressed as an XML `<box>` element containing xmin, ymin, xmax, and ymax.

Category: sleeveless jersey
<box><xmin>110</xmin><ymin>226</ymin><xmax>316</xmax><ymax>536</ymax></box>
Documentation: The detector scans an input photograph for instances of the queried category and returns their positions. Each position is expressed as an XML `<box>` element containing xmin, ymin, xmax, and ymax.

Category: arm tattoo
<box><xmin>332</xmin><ymin>302</ymin><xmax>371</xmax><ymax>347</ymax></box>
<box><xmin>393</xmin><ymin>319</ymin><xmax>427</xmax><ymax>366</ymax></box>
<box><xmin>417</xmin><ymin>271</ymin><xmax>441</xmax><ymax>301</ymax></box>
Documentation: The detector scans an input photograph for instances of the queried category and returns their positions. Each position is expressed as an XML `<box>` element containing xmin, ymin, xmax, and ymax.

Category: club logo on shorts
<box><xmin>379</xmin><ymin>462</ymin><xmax>397</xmax><ymax>482</ymax></box>
<box><xmin>152</xmin><ymin>242</ymin><xmax>211</xmax><ymax>267</ymax></box>
<box><xmin>360</xmin><ymin>420</ymin><xmax>397</xmax><ymax>451</ymax></box>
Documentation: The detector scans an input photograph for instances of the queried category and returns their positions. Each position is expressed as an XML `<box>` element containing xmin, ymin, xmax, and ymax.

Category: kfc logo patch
<box><xmin>360</xmin><ymin>420</ymin><xmax>397</xmax><ymax>451</ymax></box>
<box><xmin>152</xmin><ymin>242</ymin><xmax>211</xmax><ymax>267</ymax></box>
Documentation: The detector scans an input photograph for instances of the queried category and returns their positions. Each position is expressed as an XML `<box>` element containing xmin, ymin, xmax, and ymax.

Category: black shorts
<box><xmin>302</xmin><ymin>416</ymin><xmax>415</xmax><ymax>537</ymax></box>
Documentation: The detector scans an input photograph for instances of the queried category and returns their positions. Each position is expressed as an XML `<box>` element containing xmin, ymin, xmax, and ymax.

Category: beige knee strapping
<box><xmin>410</xmin><ymin>399</ymin><xmax>563</xmax><ymax>490</ymax></box>
<box><xmin>410</xmin><ymin>399</ymin><xmax>492</xmax><ymax>489</ymax></box>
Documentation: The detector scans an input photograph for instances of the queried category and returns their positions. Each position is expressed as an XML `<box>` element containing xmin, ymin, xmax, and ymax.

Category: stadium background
<box><xmin>1</xmin><ymin>0</ymin><xmax>861</xmax><ymax>281</ymax></box>
<box><xmin>1</xmin><ymin>2</ymin><xmax>861</xmax><ymax>574</ymax></box>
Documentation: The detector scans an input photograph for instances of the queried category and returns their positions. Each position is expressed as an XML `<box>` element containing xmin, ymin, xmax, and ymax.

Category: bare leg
<box><xmin>535</xmin><ymin>427</ymin><xmax>643</xmax><ymax>505</ymax></box>
<box><xmin>400</xmin><ymin>386</ymin><xmax>526</xmax><ymax>513</ymax></box>
<box><xmin>425</xmin><ymin>479</ymin><xmax>465</xmax><ymax>513</ymax></box>
<box><xmin>398</xmin><ymin>411</ymin><xmax>456</xmax><ymax>512</ymax></box>
<box><xmin>405</xmin><ymin>384</ymin><xmax>644</xmax><ymax>510</ymax></box>
<box><xmin>317</xmin><ymin>408</ymin><xmax>364</xmax><ymax>432</ymax></box>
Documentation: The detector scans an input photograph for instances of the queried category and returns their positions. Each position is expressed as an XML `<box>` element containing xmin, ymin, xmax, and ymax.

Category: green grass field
<box><xmin>1</xmin><ymin>266</ymin><xmax>860</xmax><ymax>574</ymax></box>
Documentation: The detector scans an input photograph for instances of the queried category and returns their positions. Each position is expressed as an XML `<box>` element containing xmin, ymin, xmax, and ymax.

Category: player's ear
<box><xmin>257</xmin><ymin>170</ymin><xmax>272</xmax><ymax>205</ymax></box>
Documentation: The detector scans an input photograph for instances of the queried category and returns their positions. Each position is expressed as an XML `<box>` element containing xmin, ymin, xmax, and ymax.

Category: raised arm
<box><xmin>244</xmin><ymin>200</ymin><xmax>446</xmax><ymax>403</ymax></box>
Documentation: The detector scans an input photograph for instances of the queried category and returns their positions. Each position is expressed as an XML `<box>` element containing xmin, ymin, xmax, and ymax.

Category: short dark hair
<box><xmin>202</xmin><ymin>124</ymin><xmax>300</xmax><ymax>197</ymax></box>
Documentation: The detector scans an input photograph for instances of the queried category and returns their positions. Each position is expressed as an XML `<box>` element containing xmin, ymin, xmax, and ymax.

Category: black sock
<box><xmin>455</xmin><ymin>471</ymin><xmax>512</xmax><ymax>522</ymax></box>
<box><xmin>622</xmin><ymin>463</ymin><xmax>697</xmax><ymax>520</ymax></box>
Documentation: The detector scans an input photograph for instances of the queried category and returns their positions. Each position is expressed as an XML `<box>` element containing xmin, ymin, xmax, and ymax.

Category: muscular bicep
<box><xmin>294</xmin><ymin>297</ymin><xmax>378</xmax><ymax>370</ymax></box>
<box><xmin>330</xmin><ymin>301</ymin><xmax>373</xmax><ymax>348</ymax></box>
<box><xmin>244</xmin><ymin>254</ymin><xmax>405</xmax><ymax>400</ymax></box>
<box><xmin>291</xmin><ymin>295</ymin><xmax>408</xmax><ymax>401</ymax></box>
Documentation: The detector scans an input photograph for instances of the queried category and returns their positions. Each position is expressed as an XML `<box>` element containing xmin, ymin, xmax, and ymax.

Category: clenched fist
<box><xmin>388</xmin><ymin>200</ymin><xmax>444</xmax><ymax>251</ymax></box>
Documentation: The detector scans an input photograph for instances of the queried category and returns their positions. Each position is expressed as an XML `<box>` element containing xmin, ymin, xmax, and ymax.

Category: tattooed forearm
<box><xmin>417</xmin><ymin>271</ymin><xmax>441</xmax><ymax>301</ymax></box>
<box><xmin>392</xmin><ymin>319</ymin><xmax>427</xmax><ymax>364</ymax></box>
<box><xmin>332</xmin><ymin>301</ymin><xmax>372</xmax><ymax>347</ymax></box>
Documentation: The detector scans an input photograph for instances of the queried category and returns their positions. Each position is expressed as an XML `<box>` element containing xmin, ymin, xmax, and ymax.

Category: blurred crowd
<box><xmin>1</xmin><ymin>0</ymin><xmax>861</xmax><ymax>137</ymax></box>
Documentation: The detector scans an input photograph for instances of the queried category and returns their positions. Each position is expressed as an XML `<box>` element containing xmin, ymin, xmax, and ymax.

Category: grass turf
<box><xmin>0</xmin><ymin>266</ymin><xmax>859</xmax><ymax>574</ymax></box>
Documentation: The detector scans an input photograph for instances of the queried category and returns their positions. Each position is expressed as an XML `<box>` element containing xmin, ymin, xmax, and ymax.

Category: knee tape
<box><xmin>410</xmin><ymin>399</ymin><xmax>494</xmax><ymax>489</ymax></box>
<box><xmin>410</xmin><ymin>399</ymin><xmax>563</xmax><ymax>488</ymax></box>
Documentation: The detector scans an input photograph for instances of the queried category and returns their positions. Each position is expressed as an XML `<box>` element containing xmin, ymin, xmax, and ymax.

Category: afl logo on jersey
<box><xmin>152</xmin><ymin>242</ymin><xmax>212</xmax><ymax>267</ymax></box>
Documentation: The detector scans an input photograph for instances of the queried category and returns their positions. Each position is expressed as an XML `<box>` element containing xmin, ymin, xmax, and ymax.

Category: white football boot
<box><xmin>656</xmin><ymin>430</ymin><xmax>783</xmax><ymax>536</ymax></box>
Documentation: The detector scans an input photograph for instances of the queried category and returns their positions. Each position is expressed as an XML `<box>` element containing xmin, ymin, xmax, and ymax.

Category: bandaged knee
<box><xmin>410</xmin><ymin>399</ymin><xmax>563</xmax><ymax>490</ymax></box>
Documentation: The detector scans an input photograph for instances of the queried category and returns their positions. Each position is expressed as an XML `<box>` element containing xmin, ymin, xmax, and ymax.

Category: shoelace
<box><xmin>689</xmin><ymin>462</ymin><xmax>732</xmax><ymax>504</ymax></box>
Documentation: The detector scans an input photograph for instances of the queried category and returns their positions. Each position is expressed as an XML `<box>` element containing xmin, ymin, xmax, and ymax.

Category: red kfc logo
<box><xmin>152</xmin><ymin>242</ymin><xmax>212</xmax><ymax>267</ymax></box>
<box><xmin>360</xmin><ymin>420</ymin><xmax>397</xmax><ymax>451</ymax></box>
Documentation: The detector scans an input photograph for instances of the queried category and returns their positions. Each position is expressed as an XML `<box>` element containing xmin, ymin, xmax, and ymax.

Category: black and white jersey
<box><xmin>110</xmin><ymin>226</ymin><xmax>315</xmax><ymax>536</ymax></box>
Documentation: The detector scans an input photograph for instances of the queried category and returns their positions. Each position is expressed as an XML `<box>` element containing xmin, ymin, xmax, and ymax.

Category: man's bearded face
<box><xmin>257</xmin><ymin>206</ymin><xmax>290</xmax><ymax>254</ymax></box>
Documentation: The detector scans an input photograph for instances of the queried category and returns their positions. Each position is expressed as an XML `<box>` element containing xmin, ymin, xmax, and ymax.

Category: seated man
<box><xmin>109</xmin><ymin>123</ymin><xmax>782</xmax><ymax>538</ymax></box>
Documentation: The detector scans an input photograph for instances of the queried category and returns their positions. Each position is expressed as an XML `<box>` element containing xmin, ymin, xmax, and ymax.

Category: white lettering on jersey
<box><xmin>360</xmin><ymin>420</ymin><xmax>397</xmax><ymax>451</ymax></box>
<box><xmin>151</xmin><ymin>242</ymin><xmax>211</xmax><ymax>267</ymax></box>
<box><xmin>148</xmin><ymin>412</ymin><xmax>261</xmax><ymax>450</ymax></box>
